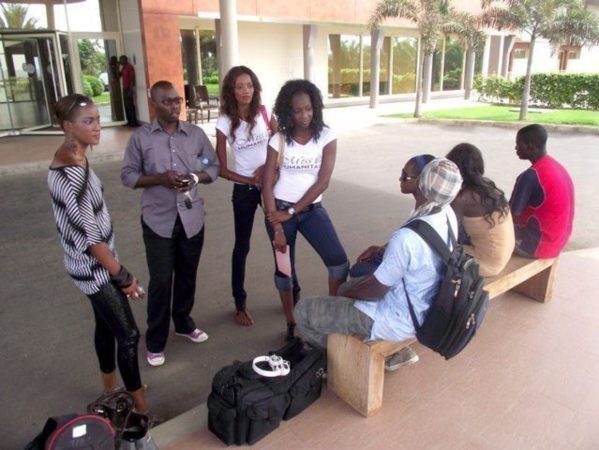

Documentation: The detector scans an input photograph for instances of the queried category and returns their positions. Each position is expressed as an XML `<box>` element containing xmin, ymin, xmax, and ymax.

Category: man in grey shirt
<box><xmin>121</xmin><ymin>80</ymin><xmax>219</xmax><ymax>367</ymax></box>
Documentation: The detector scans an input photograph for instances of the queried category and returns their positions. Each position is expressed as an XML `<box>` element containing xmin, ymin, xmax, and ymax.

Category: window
<box><xmin>328</xmin><ymin>34</ymin><xmax>366</xmax><ymax>98</ymax></box>
<box><xmin>442</xmin><ymin>37</ymin><xmax>463</xmax><ymax>91</ymax></box>
<box><xmin>392</xmin><ymin>37</ymin><xmax>417</xmax><ymax>94</ymax></box>
<box><xmin>328</xmin><ymin>33</ymin><xmax>418</xmax><ymax>98</ymax></box>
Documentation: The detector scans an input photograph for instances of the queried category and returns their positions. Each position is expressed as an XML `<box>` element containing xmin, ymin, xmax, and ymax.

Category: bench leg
<box><xmin>512</xmin><ymin>259</ymin><xmax>559</xmax><ymax>303</ymax></box>
<box><xmin>327</xmin><ymin>334</ymin><xmax>386</xmax><ymax>417</ymax></box>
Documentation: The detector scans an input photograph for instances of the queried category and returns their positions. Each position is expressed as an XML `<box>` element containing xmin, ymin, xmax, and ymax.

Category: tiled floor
<box><xmin>157</xmin><ymin>249</ymin><xmax>599</xmax><ymax>449</ymax></box>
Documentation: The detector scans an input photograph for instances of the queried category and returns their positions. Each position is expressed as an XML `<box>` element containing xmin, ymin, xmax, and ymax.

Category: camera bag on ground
<box><xmin>87</xmin><ymin>389</ymin><xmax>157</xmax><ymax>449</ymax></box>
<box><xmin>24</xmin><ymin>413</ymin><xmax>116</xmax><ymax>450</ymax></box>
<box><xmin>207</xmin><ymin>337</ymin><xmax>325</xmax><ymax>445</ymax></box>
<box><xmin>402</xmin><ymin>219</ymin><xmax>490</xmax><ymax>360</ymax></box>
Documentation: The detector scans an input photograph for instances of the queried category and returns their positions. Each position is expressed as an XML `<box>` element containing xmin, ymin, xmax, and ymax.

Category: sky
<box><xmin>2</xmin><ymin>1</ymin><xmax>102</xmax><ymax>32</ymax></box>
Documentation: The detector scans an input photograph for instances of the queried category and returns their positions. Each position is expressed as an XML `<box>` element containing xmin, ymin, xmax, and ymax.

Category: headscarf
<box><xmin>407</xmin><ymin>157</ymin><xmax>463</xmax><ymax>222</ymax></box>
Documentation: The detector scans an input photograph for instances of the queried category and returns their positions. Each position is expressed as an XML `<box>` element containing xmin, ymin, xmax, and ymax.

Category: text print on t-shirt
<box><xmin>235</xmin><ymin>130</ymin><xmax>269</xmax><ymax>152</ymax></box>
<box><xmin>284</xmin><ymin>154</ymin><xmax>322</xmax><ymax>171</ymax></box>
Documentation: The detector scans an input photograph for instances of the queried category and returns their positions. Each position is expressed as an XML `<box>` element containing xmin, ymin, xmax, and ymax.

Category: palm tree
<box><xmin>480</xmin><ymin>0</ymin><xmax>599</xmax><ymax>120</ymax></box>
<box><xmin>0</xmin><ymin>4</ymin><xmax>39</xmax><ymax>30</ymax></box>
<box><xmin>370</xmin><ymin>0</ymin><xmax>451</xmax><ymax>117</ymax></box>
<box><xmin>443</xmin><ymin>11</ymin><xmax>487</xmax><ymax>100</ymax></box>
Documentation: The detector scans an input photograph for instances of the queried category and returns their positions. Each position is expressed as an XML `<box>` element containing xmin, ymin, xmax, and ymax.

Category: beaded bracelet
<box><xmin>110</xmin><ymin>265</ymin><xmax>133</xmax><ymax>288</ymax></box>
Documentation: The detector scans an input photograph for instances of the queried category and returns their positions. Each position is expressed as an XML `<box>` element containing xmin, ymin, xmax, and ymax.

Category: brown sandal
<box><xmin>234</xmin><ymin>309</ymin><xmax>254</xmax><ymax>326</ymax></box>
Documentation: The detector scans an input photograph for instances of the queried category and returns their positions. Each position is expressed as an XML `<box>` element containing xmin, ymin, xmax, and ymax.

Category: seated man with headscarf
<box><xmin>295</xmin><ymin>158</ymin><xmax>463</xmax><ymax>371</ymax></box>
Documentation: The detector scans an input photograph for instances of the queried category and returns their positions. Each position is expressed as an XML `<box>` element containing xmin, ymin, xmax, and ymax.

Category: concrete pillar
<box><xmin>181</xmin><ymin>30</ymin><xmax>199</xmax><ymax>85</ymax></box>
<box><xmin>215</xmin><ymin>19</ymin><xmax>223</xmax><ymax>82</ymax></box>
<box><xmin>487</xmin><ymin>35</ymin><xmax>504</xmax><ymax>76</ymax></box>
<box><xmin>218</xmin><ymin>0</ymin><xmax>239</xmax><ymax>76</ymax></box>
<box><xmin>369</xmin><ymin>27</ymin><xmax>384</xmax><ymax>108</ymax></box>
<box><xmin>422</xmin><ymin>53</ymin><xmax>433</xmax><ymax>103</ymax></box>
<box><xmin>303</xmin><ymin>25</ymin><xmax>318</xmax><ymax>82</ymax></box>
<box><xmin>463</xmin><ymin>46</ymin><xmax>475</xmax><ymax>99</ymax></box>
<box><xmin>501</xmin><ymin>35</ymin><xmax>516</xmax><ymax>78</ymax></box>
<box><xmin>45</xmin><ymin>2</ymin><xmax>55</xmax><ymax>29</ymax></box>
<box><xmin>359</xmin><ymin>35</ymin><xmax>364</xmax><ymax>97</ymax></box>
<box><xmin>329</xmin><ymin>34</ymin><xmax>341</xmax><ymax>98</ymax></box>
<box><xmin>481</xmin><ymin>35</ymin><xmax>491</xmax><ymax>76</ymax></box>
<box><xmin>385</xmin><ymin>36</ymin><xmax>392</xmax><ymax>95</ymax></box>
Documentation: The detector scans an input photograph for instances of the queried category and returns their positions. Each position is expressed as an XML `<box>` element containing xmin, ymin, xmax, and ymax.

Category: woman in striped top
<box><xmin>48</xmin><ymin>94</ymin><xmax>148</xmax><ymax>412</ymax></box>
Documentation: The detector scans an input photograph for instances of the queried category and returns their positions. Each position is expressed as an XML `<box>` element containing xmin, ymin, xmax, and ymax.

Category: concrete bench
<box><xmin>327</xmin><ymin>255</ymin><xmax>559</xmax><ymax>417</ymax></box>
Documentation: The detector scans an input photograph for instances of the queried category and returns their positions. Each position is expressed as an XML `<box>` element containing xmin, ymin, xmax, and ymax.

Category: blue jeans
<box><xmin>231</xmin><ymin>184</ymin><xmax>262</xmax><ymax>310</ymax></box>
<box><xmin>265</xmin><ymin>201</ymin><xmax>349</xmax><ymax>292</ymax></box>
<box><xmin>295</xmin><ymin>294</ymin><xmax>374</xmax><ymax>350</ymax></box>
<box><xmin>142</xmin><ymin>216</ymin><xmax>204</xmax><ymax>352</ymax></box>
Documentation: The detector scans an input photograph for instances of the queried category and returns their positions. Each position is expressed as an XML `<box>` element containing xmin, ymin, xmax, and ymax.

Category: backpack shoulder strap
<box><xmin>403</xmin><ymin>218</ymin><xmax>453</xmax><ymax>264</ymax></box>
<box><xmin>259</xmin><ymin>105</ymin><xmax>271</xmax><ymax>132</ymax></box>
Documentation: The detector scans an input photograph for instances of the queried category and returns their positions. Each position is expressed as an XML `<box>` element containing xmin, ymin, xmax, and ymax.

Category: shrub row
<box><xmin>82</xmin><ymin>75</ymin><xmax>104</xmax><ymax>97</ymax></box>
<box><xmin>203</xmin><ymin>73</ymin><xmax>219</xmax><ymax>85</ymax></box>
<box><xmin>474</xmin><ymin>73</ymin><xmax>599</xmax><ymax>110</ymax></box>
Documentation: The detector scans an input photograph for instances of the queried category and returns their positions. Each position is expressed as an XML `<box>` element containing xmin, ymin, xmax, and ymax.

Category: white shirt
<box><xmin>270</xmin><ymin>127</ymin><xmax>336</xmax><ymax>203</ymax></box>
<box><xmin>354</xmin><ymin>208</ymin><xmax>458</xmax><ymax>342</ymax></box>
<box><xmin>215</xmin><ymin>111</ymin><xmax>270</xmax><ymax>177</ymax></box>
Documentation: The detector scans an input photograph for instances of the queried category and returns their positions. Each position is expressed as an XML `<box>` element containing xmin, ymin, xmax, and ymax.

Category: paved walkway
<box><xmin>1</xmin><ymin>97</ymin><xmax>598</xmax><ymax>448</ymax></box>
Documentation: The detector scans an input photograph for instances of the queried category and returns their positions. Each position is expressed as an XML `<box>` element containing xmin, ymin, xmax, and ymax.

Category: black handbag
<box><xmin>207</xmin><ymin>337</ymin><xmax>325</xmax><ymax>446</ymax></box>
<box><xmin>87</xmin><ymin>390</ymin><xmax>150</xmax><ymax>443</ymax></box>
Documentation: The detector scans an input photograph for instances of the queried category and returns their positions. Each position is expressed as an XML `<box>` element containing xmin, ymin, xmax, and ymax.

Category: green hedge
<box><xmin>474</xmin><ymin>73</ymin><xmax>599</xmax><ymax>110</ymax></box>
<box><xmin>82</xmin><ymin>78</ymin><xmax>94</xmax><ymax>97</ymax></box>
<box><xmin>203</xmin><ymin>73</ymin><xmax>219</xmax><ymax>85</ymax></box>
<box><xmin>83</xmin><ymin>75</ymin><xmax>104</xmax><ymax>97</ymax></box>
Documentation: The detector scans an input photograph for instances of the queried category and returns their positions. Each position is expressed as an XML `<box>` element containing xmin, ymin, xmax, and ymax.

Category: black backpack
<box><xmin>402</xmin><ymin>219</ymin><xmax>490</xmax><ymax>360</ymax></box>
<box><xmin>207</xmin><ymin>338</ymin><xmax>325</xmax><ymax>446</ymax></box>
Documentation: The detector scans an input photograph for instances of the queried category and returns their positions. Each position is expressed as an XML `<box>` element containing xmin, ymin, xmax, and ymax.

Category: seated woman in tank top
<box><xmin>446</xmin><ymin>143</ymin><xmax>515</xmax><ymax>277</ymax></box>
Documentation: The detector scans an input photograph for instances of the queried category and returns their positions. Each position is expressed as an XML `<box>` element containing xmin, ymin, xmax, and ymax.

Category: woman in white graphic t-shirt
<box><xmin>216</xmin><ymin>66</ymin><xmax>277</xmax><ymax>326</ymax></box>
<box><xmin>262</xmin><ymin>79</ymin><xmax>349</xmax><ymax>341</ymax></box>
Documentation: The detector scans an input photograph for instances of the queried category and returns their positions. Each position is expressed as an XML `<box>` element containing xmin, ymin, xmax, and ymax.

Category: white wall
<box><xmin>567</xmin><ymin>46</ymin><xmax>599</xmax><ymax>73</ymax></box>
<box><xmin>510</xmin><ymin>38</ymin><xmax>558</xmax><ymax>78</ymax></box>
<box><xmin>509</xmin><ymin>37</ymin><xmax>599</xmax><ymax>78</ymax></box>
<box><xmin>237</xmin><ymin>22</ymin><xmax>304</xmax><ymax>109</ymax></box>
<box><xmin>118</xmin><ymin>0</ymin><xmax>149</xmax><ymax>122</ymax></box>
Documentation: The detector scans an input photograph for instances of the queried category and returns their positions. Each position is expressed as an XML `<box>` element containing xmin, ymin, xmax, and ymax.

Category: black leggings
<box><xmin>87</xmin><ymin>282</ymin><xmax>142</xmax><ymax>392</ymax></box>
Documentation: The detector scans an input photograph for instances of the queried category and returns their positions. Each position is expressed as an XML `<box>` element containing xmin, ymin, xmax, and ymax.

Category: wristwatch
<box><xmin>189</xmin><ymin>172</ymin><xmax>200</xmax><ymax>185</ymax></box>
<box><xmin>287</xmin><ymin>207</ymin><xmax>296</xmax><ymax>216</ymax></box>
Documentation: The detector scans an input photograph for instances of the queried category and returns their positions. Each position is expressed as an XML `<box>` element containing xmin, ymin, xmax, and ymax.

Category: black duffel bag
<box><xmin>207</xmin><ymin>337</ymin><xmax>325</xmax><ymax>446</ymax></box>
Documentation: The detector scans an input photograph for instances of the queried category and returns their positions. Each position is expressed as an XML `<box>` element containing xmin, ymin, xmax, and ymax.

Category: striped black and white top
<box><xmin>48</xmin><ymin>163</ymin><xmax>118</xmax><ymax>295</ymax></box>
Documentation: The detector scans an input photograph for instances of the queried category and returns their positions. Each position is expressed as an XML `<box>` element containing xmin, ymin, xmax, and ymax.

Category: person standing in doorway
<box><xmin>121</xmin><ymin>80</ymin><xmax>219</xmax><ymax>367</ymax></box>
<box><xmin>119</xmin><ymin>55</ymin><xmax>139</xmax><ymax>127</ymax></box>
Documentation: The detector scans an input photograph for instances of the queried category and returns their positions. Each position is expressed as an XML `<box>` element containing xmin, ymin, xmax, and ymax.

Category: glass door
<box><xmin>0</xmin><ymin>32</ymin><xmax>57</xmax><ymax>133</ymax></box>
<box><xmin>69</xmin><ymin>32</ymin><xmax>125</xmax><ymax>126</ymax></box>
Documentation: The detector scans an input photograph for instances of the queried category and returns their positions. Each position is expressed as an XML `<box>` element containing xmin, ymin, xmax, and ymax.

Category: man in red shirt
<box><xmin>509</xmin><ymin>124</ymin><xmax>575</xmax><ymax>258</ymax></box>
<box><xmin>119</xmin><ymin>55</ymin><xmax>139</xmax><ymax>127</ymax></box>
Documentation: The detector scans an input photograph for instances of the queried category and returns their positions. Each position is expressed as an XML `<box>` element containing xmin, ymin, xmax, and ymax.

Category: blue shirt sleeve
<box><xmin>510</xmin><ymin>168</ymin><xmax>538</xmax><ymax>219</ymax></box>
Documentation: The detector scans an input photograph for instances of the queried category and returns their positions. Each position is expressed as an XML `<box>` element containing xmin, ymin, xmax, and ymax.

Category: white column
<box><xmin>463</xmin><ymin>46</ymin><xmax>475</xmax><ymax>99</ymax></box>
<box><xmin>303</xmin><ymin>25</ymin><xmax>318</xmax><ymax>82</ymax></box>
<box><xmin>45</xmin><ymin>1</ymin><xmax>55</xmax><ymax>29</ymax></box>
<box><xmin>359</xmin><ymin>35</ymin><xmax>364</xmax><ymax>97</ymax></box>
<box><xmin>369</xmin><ymin>27</ymin><xmax>384</xmax><ymax>108</ymax></box>
<box><xmin>218</xmin><ymin>0</ymin><xmax>239</xmax><ymax>75</ymax></box>
<box><xmin>422</xmin><ymin>53</ymin><xmax>433</xmax><ymax>103</ymax></box>
<box><xmin>481</xmin><ymin>35</ymin><xmax>491</xmax><ymax>76</ymax></box>
<box><xmin>501</xmin><ymin>35</ymin><xmax>516</xmax><ymax>78</ymax></box>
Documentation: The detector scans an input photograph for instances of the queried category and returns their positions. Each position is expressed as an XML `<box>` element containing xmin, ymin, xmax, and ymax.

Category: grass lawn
<box><xmin>206</xmin><ymin>83</ymin><xmax>219</xmax><ymax>97</ymax></box>
<box><xmin>392</xmin><ymin>104</ymin><xmax>599</xmax><ymax>127</ymax></box>
<box><xmin>93</xmin><ymin>92</ymin><xmax>111</xmax><ymax>105</ymax></box>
